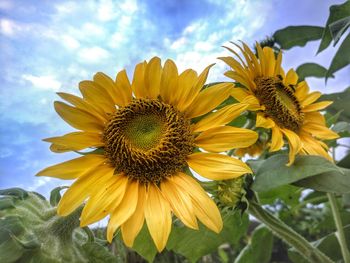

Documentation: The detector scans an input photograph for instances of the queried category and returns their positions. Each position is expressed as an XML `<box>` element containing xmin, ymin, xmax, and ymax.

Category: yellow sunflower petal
<box><xmin>43</xmin><ymin>132</ymin><xmax>103</xmax><ymax>153</ymax></box>
<box><xmin>187</xmin><ymin>152</ymin><xmax>252</xmax><ymax>180</ymax></box>
<box><xmin>185</xmin><ymin>83</ymin><xmax>233</xmax><ymax>118</ymax></box>
<box><xmin>302</xmin><ymin>122</ymin><xmax>339</xmax><ymax>140</ymax></box>
<box><xmin>193</xmin><ymin>103</ymin><xmax>248</xmax><ymax>132</ymax></box>
<box><xmin>281</xmin><ymin>128</ymin><xmax>301</xmax><ymax>166</ymax></box>
<box><xmin>256</xmin><ymin>43</ymin><xmax>266</xmax><ymax>77</ymax></box>
<box><xmin>270</xmin><ymin>126</ymin><xmax>284</xmax><ymax>152</ymax></box>
<box><xmin>194</xmin><ymin>126</ymin><xmax>258</xmax><ymax>152</ymax></box>
<box><xmin>263</xmin><ymin>47</ymin><xmax>276</xmax><ymax>77</ymax></box>
<box><xmin>175</xmin><ymin>69</ymin><xmax>198</xmax><ymax>111</ymax></box>
<box><xmin>161</xmin><ymin>179</ymin><xmax>198</xmax><ymax>229</ymax></box>
<box><xmin>300</xmin><ymin>132</ymin><xmax>333</xmax><ymax>161</ymax></box>
<box><xmin>242</xmin><ymin>42</ymin><xmax>261</xmax><ymax>76</ymax></box>
<box><xmin>224</xmin><ymin>70</ymin><xmax>254</xmax><ymax>90</ymax></box>
<box><xmin>115</xmin><ymin>69</ymin><xmax>132</xmax><ymax>106</ymax></box>
<box><xmin>54</xmin><ymin>101</ymin><xmax>105</xmax><ymax>132</ymax></box>
<box><xmin>121</xmin><ymin>185</ymin><xmax>147</xmax><ymax>247</ymax></box>
<box><xmin>300</xmin><ymin>91</ymin><xmax>322</xmax><ymax>106</ymax></box>
<box><xmin>57</xmin><ymin>164</ymin><xmax>114</xmax><ymax>216</ymax></box>
<box><xmin>93</xmin><ymin>72</ymin><xmax>125</xmax><ymax>107</ymax></box>
<box><xmin>218</xmin><ymin>57</ymin><xmax>249</xmax><ymax>78</ymax></box>
<box><xmin>303</xmin><ymin>101</ymin><xmax>332</xmax><ymax>112</ymax></box>
<box><xmin>144</xmin><ymin>57</ymin><xmax>162</xmax><ymax>99</ymax></box>
<box><xmin>274</xmin><ymin>52</ymin><xmax>283</xmax><ymax>76</ymax></box>
<box><xmin>36</xmin><ymin>154</ymin><xmax>106</xmax><ymax>179</ymax></box>
<box><xmin>79</xmin><ymin>81</ymin><xmax>116</xmax><ymax>113</ymax></box>
<box><xmin>131</xmin><ymin>61</ymin><xmax>147</xmax><ymax>98</ymax></box>
<box><xmin>256</xmin><ymin>113</ymin><xmax>275</xmax><ymax>128</ymax></box>
<box><xmin>304</xmin><ymin>111</ymin><xmax>326</xmax><ymax>125</ymax></box>
<box><xmin>231</xmin><ymin>87</ymin><xmax>251</xmax><ymax>102</ymax></box>
<box><xmin>294</xmin><ymin>81</ymin><xmax>310</xmax><ymax>101</ymax></box>
<box><xmin>171</xmin><ymin>173</ymin><xmax>222</xmax><ymax>233</ymax></box>
<box><xmin>160</xmin><ymin>59</ymin><xmax>179</xmax><ymax>105</ymax></box>
<box><xmin>144</xmin><ymin>184</ymin><xmax>172</xmax><ymax>252</ymax></box>
<box><xmin>284</xmin><ymin>69</ymin><xmax>298</xmax><ymax>86</ymax></box>
<box><xmin>80</xmin><ymin>174</ymin><xmax>128</xmax><ymax>226</ymax></box>
<box><xmin>187</xmin><ymin>64</ymin><xmax>215</xmax><ymax>103</ymax></box>
<box><xmin>57</xmin><ymin>92</ymin><xmax>107</xmax><ymax>121</ymax></box>
<box><xmin>241</xmin><ymin>95</ymin><xmax>262</xmax><ymax>110</ymax></box>
<box><xmin>107</xmin><ymin>180</ymin><xmax>139</xmax><ymax>242</ymax></box>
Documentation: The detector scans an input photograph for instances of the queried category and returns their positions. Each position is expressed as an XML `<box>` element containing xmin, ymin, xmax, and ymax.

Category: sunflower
<box><xmin>234</xmin><ymin>140</ymin><xmax>266</xmax><ymax>158</ymax></box>
<box><xmin>37</xmin><ymin>57</ymin><xmax>258</xmax><ymax>251</ymax></box>
<box><xmin>219</xmin><ymin>43</ymin><xmax>339</xmax><ymax>165</ymax></box>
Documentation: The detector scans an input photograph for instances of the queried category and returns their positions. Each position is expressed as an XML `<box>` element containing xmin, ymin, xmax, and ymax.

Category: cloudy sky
<box><xmin>0</xmin><ymin>0</ymin><xmax>348</xmax><ymax>196</ymax></box>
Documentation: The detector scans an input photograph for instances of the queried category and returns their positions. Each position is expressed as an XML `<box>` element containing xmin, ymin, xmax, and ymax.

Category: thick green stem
<box><xmin>327</xmin><ymin>193</ymin><xmax>350</xmax><ymax>263</ymax></box>
<box><xmin>248</xmin><ymin>202</ymin><xmax>334</xmax><ymax>263</ymax></box>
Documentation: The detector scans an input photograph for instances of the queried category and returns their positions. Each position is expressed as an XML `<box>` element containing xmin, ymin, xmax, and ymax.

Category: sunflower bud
<box><xmin>0</xmin><ymin>188</ymin><xmax>114</xmax><ymax>263</ymax></box>
<box><xmin>211</xmin><ymin>176</ymin><xmax>250</xmax><ymax>213</ymax></box>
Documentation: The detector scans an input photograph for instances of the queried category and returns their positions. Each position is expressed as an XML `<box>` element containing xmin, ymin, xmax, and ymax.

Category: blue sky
<box><xmin>0</xmin><ymin>0</ymin><xmax>348</xmax><ymax>197</ymax></box>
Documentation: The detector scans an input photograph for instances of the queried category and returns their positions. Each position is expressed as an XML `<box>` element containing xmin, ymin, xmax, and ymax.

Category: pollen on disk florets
<box><xmin>254</xmin><ymin>76</ymin><xmax>304</xmax><ymax>132</ymax></box>
<box><xmin>103</xmin><ymin>98</ymin><xmax>195</xmax><ymax>184</ymax></box>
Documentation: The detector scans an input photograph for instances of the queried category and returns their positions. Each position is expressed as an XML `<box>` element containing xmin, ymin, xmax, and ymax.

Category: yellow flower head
<box><xmin>219</xmin><ymin>43</ymin><xmax>339</xmax><ymax>165</ymax></box>
<box><xmin>37</xmin><ymin>57</ymin><xmax>258</xmax><ymax>251</ymax></box>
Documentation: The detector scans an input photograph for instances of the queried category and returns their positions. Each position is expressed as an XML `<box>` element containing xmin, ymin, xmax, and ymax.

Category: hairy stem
<box><xmin>248</xmin><ymin>202</ymin><xmax>334</xmax><ymax>263</ymax></box>
<box><xmin>327</xmin><ymin>193</ymin><xmax>350</xmax><ymax>263</ymax></box>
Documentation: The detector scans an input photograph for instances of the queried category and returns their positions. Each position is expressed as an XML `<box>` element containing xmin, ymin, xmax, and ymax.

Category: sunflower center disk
<box><xmin>254</xmin><ymin>77</ymin><xmax>304</xmax><ymax>132</ymax></box>
<box><xmin>103</xmin><ymin>99</ymin><xmax>194</xmax><ymax>184</ymax></box>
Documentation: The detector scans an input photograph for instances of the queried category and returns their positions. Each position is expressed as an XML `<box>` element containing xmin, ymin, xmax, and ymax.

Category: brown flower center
<box><xmin>103</xmin><ymin>98</ymin><xmax>194</xmax><ymax>184</ymax></box>
<box><xmin>254</xmin><ymin>76</ymin><xmax>304</xmax><ymax>132</ymax></box>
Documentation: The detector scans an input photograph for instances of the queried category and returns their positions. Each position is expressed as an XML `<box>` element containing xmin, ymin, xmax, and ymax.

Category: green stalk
<box><xmin>327</xmin><ymin>193</ymin><xmax>350</xmax><ymax>263</ymax></box>
<box><xmin>248</xmin><ymin>202</ymin><xmax>334</xmax><ymax>263</ymax></box>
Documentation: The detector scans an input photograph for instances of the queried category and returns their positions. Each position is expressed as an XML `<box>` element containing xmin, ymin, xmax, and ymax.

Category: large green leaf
<box><xmin>317</xmin><ymin>1</ymin><xmax>350</xmax><ymax>53</ymax></box>
<box><xmin>252</xmin><ymin>155</ymin><xmax>341</xmax><ymax>192</ymax></box>
<box><xmin>234</xmin><ymin>225</ymin><xmax>273</xmax><ymax>263</ymax></box>
<box><xmin>294</xmin><ymin>168</ymin><xmax>350</xmax><ymax>194</ymax></box>
<box><xmin>320</xmin><ymin>87</ymin><xmax>350</xmax><ymax>122</ymax></box>
<box><xmin>329</xmin><ymin>16</ymin><xmax>350</xmax><ymax>46</ymax></box>
<box><xmin>288</xmin><ymin>225</ymin><xmax>350</xmax><ymax>262</ymax></box>
<box><xmin>132</xmin><ymin>225</ymin><xmax>158</xmax><ymax>262</ymax></box>
<box><xmin>326</xmin><ymin>33</ymin><xmax>350</xmax><ymax>78</ymax></box>
<box><xmin>82</xmin><ymin>243</ymin><xmax>118</xmax><ymax>263</ymax></box>
<box><xmin>258</xmin><ymin>185</ymin><xmax>301</xmax><ymax>206</ymax></box>
<box><xmin>166</xmin><ymin>212</ymin><xmax>249</xmax><ymax>263</ymax></box>
<box><xmin>273</xmin><ymin>26</ymin><xmax>324</xmax><ymax>50</ymax></box>
<box><xmin>296</xmin><ymin>63</ymin><xmax>333</xmax><ymax>81</ymax></box>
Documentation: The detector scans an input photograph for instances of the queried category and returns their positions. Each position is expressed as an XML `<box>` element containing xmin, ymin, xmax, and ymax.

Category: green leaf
<box><xmin>49</xmin><ymin>186</ymin><xmax>68</xmax><ymax>207</ymax></box>
<box><xmin>338</xmin><ymin>153</ymin><xmax>350</xmax><ymax>169</ymax></box>
<box><xmin>332</xmin><ymin>121</ymin><xmax>350</xmax><ymax>137</ymax></box>
<box><xmin>293</xmin><ymin>168</ymin><xmax>350</xmax><ymax>194</ymax></box>
<box><xmin>296</xmin><ymin>63</ymin><xmax>333</xmax><ymax>81</ymax></box>
<box><xmin>288</xmin><ymin>225</ymin><xmax>350</xmax><ymax>262</ymax></box>
<box><xmin>252</xmin><ymin>155</ymin><xmax>341</xmax><ymax>192</ymax></box>
<box><xmin>166</xmin><ymin>212</ymin><xmax>249</xmax><ymax>263</ymax></box>
<box><xmin>317</xmin><ymin>1</ymin><xmax>350</xmax><ymax>53</ymax></box>
<box><xmin>320</xmin><ymin>87</ymin><xmax>350</xmax><ymax>122</ymax></box>
<box><xmin>329</xmin><ymin>16</ymin><xmax>350</xmax><ymax>46</ymax></box>
<box><xmin>273</xmin><ymin>26</ymin><xmax>324</xmax><ymax>50</ymax></box>
<box><xmin>258</xmin><ymin>185</ymin><xmax>301</xmax><ymax>206</ymax></box>
<box><xmin>132</xmin><ymin>225</ymin><xmax>158</xmax><ymax>262</ymax></box>
<box><xmin>325</xmin><ymin>110</ymin><xmax>343</xmax><ymax>127</ymax></box>
<box><xmin>326</xmin><ymin>33</ymin><xmax>350</xmax><ymax>78</ymax></box>
<box><xmin>234</xmin><ymin>225</ymin><xmax>273</xmax><ymax>263</ymax></box>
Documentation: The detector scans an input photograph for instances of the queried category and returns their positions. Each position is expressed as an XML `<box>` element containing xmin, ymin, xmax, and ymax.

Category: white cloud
<box><xmin>61</xmin><ymin>34</ymin><xmax>80</xmax><ymax>49</ymax></box>
<box><xmin>0</xmin><ymin>18</ymin><xmax>20</xmax><ymax>36</ymax></box>
<box><xmin>22</xmin><ymin>74</ymin><xmax>61</xmax><ymax>91</ymax></box>
<box><xmin>78</xmin><ymin>46</ymin><xmax>110</xmax><ymax>64</ymax></box>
